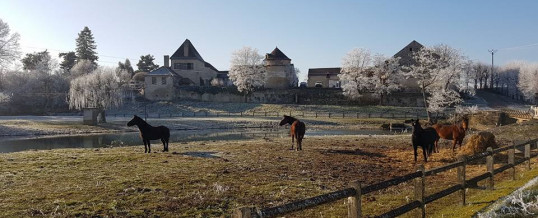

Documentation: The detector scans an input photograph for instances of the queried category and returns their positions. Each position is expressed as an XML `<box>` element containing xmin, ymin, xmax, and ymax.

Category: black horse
<box><xmin>127</xmin><ymin>115</ymin><xmax>170</xmax><ymax>153</ymax></box>
<box><xmin>279</xmin><ymin>115</ymin><xmax>306</xmax><ymax>151</ymax></box>
<box><xmin>411</xmin><ymin>119</ymin><xmax>439</xmax><ymax>162</ymax></box>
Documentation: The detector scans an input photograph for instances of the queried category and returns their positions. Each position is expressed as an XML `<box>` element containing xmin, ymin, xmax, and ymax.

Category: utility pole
<box><xmin>488</xmin><ymin>49</ymin><xmax>497</xmax><ymax>90</ymax></box>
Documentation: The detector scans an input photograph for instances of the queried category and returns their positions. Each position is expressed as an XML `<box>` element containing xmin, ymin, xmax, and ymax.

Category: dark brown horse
<box><xmin>279</xmin><ymin>115</ymin><xmax>306</xmax><ymax>151</ymax></box>
<box><xmin>432</xmin><ymin>117</ymin><xmax>469</xmax><ymax>152</ymax></box>
<box><xmin>127</xmin><ymin>115</ymin><xmax>170</xmax><ymax>153</ymax></box>
<box><xmin>411</xmin><ymin>119</ymin><xmax>439</xmax><ymax>162</ymax></box>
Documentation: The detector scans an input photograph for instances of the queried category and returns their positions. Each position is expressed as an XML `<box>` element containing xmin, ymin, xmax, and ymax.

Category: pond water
<box><xmin>0</xmin><ymin>128</ymin><xmax>398</xmax><ymax>153</ymax></box>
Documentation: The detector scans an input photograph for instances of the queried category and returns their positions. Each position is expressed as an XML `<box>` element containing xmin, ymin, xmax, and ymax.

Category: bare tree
<box><xmin>228</xmin><ymin>46</ymin><xmax>266</xmax><ymax>95</ymax></box>
<box><xmin>371</xmin><ymin>55</ymin><xmax>403</xmax><ymax>105</ymax></box>
<box><xmin>68</xmin><ymin>67</ymin><xmax>125</xmax><ymax>123</ymax></box>
<box><xmin>339</xmin><ymin>48</ymin><xmax>373</xmax><ymax>99</ymax></box>
<box><xmin>0</xmin><ymin>19</ymin><xmax>21</xmax><ymax>68</ymax></box>
<box><xmin>406</xmin><ymin>44</ymin><xmax>468</xmax><ymax>122</ymax></box>
<box><xmin>516</xmin><ymin>62</ymin><xmax>538</xmax><ymax>103</ymax></box>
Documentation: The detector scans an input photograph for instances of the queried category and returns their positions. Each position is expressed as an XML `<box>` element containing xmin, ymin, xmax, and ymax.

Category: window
<box><xmin>409</xmin><ymin>47</ymin><xmax>413</xmax><ymax>52</ymax></box>
<box><xmin>326</xmin><ymin>74</ymin><xmax>330</xmax><ymax>78</ymax></box>
<box><xmin>152</xmin><ymin>77</ymin><xmax>156</xmax><ymax>85</ymax></box>
<box><xmin>162</xmin><ymin>77</ymin><xmax>166</xmax><ymax>85</ymax></box>
<box><xmin>174</xmin><ymin>63</ymin><xmax>193</xmax><ymax>70</ymax></box>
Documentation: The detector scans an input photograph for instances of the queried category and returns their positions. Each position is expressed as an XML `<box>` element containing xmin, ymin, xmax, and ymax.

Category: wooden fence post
<box><xmin>525</xmin><ymin>143</ymin><xmax>531</xmax><ymax>170</ymax></box>
<box><xmin>486</xmin><ymin>147</ymin><xmax>494</xmax><ymax>190</ymax></box>
<box><xmin>193</xmin><ymin>112</ymin><xmax>196</xmax><ymax>117</ymax></box>
<box><xmin>329</xmin><ymin>113</ymin><xmax>331</xmax><ymax>118</ymax></box>
<box><xmin>347</xmin><ymin>180</ymin><xmax>361</xmax><ymax>218</ymax></box>
<box><xmin>414</xmin><ymin>164</ymin><xmax>425</xmax><ymax>218</ymax></box>
<box><xmin>356</xmin><ymin>112</ymin><xmax>359</xmax><ymax>118</ymax></box>
<box><xmin>508</xmin><ymin>144</ymin><xmax>515</xmax><ymax>180</ymax></box>
<box><xmin>240</xmin><ymin>112</ymin><xmax>243</xmax><ymax>117</ymax></box>
<box><xmin>458</xmin><ymin>156</ymin><xmax>467</xmax><ymax>205</ymax></box>
<box><xmin>315</xmin><ymin>112</ymin><xmax>318</xmax><ymax>118</ymax></box>
<box><xmin>233</xmin><ymin>206</ymin><xmax>259</xmax><ymax>218</ymax></box>
<box><xmin>342</xmin><ymin>112</ymin><xmax>345</xmax><ymax>118</ymax></box>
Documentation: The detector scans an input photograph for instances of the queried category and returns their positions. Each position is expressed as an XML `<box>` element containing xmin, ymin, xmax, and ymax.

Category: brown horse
<box><xmin>432</xmin><ymin>117</ymin><xmax>469</xmax><ymax>152</ymax></box>
<box><xmin>279</xmin><ymin>115</ymin><xmax>306</xmax><ymax>151</ymax></box>
<box><xmin>127</xmin><ymin>115</ymin><xmax>170</xmax><ymax>153</ymax></box>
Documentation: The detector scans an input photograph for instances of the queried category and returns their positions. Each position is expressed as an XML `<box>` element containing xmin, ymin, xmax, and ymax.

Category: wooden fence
<box><xmin>502</xmin><ymin>109</ymin><xmax>534</xmax><ymax>120</ymax></box>
<box><xmin>233</xmin><ymin>139</ymin><xmax>538</xmax><ymax>218</ymax></box>
<box><xmin>109</xmin><ymin>110</ymin><xmax>444</xmax><ymax>120</ymax></box>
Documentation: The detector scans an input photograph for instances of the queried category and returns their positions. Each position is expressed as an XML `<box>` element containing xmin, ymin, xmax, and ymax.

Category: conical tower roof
<box><xmin>265</xmin><ymin>47</ymin><xmax>291</xmax><ymax>60</ymax></box>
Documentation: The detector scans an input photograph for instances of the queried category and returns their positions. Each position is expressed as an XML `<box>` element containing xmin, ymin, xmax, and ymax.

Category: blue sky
<box><xmin>1</xmin><ymin>0</ymin><xmax>537</xmax><ymax>81</ymax></box>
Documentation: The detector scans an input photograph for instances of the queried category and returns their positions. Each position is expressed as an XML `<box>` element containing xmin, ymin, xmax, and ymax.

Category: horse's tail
<box><xmin>297</xmin><ymin>122</ymin><xmax>306</xmax><ymax>141</ymax></box>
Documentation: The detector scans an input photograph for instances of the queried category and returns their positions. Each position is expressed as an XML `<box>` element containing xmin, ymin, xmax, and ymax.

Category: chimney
<box><xmin>164</xmin><ymin>55</ymin><xmax>169</xmax><ymax>67</ymax></box>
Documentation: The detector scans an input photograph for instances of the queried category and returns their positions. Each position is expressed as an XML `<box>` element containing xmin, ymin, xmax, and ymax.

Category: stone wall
<box><xmin>176</xmin><ymin>87</ymin><xmax>424</xmax><ymax>106</ymax></box>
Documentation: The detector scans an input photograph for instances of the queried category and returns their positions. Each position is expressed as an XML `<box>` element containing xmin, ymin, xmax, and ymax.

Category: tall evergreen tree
<box><xmin>118</xmin><ymin>58</ymin><xmax>134</xmax><ymax>77</ymax></box>
<box><xmin>75</xmin><ymin>26</ymin><xmax>98</xmax><ymax>64</ymax></box>
<box><xmin>136</xmin><ymin>54</ymin><xmax>159</xmax><ymax>72</ymax></box>
<box><xmin>59</xmin><ymin>51</ymin><xmax>77</xmax><ymax>73</ymax></box>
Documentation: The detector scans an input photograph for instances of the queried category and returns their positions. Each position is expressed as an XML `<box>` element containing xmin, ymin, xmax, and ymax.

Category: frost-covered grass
<box><xmin>110</xmin><ymin>100</ymin><xmax>425</xmax><ymax>116</ymax></box>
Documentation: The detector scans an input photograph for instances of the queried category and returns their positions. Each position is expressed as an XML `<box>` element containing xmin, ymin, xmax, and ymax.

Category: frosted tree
<box><xmin>0</xmin><ymin>19</ymin><xmax>21</xmax><ymax>68</ymax></box>
<box><xmin>339</xmin><ymin>48</ymin><xmax>373</xmax><ymax>99</ymax></box>
<box><xmin>406</xmin><ymin>44</ymin><xmax>468</xmax><ymax>122</ymax></box>
<box><xmin>68</xmin><ymin>67</ymin><xmax>125</xmax><ymax>123</ymax></box>
<box><xmin>371</xmin><ymin>55</ymin><xmax>403</xmax><ymax>105</ymax></box>
<box><xmin>228</xmin><ymin>46</ymin><xmax>266</xmax><ymax>95</ymax></box>
<box><xmin>517</xmin><ymin>62</ymin><xmax>538</xmax><ymax>103</ymax></box>
<box><xmin>499</xmin><ymin>61</ymin><xmax>524</xmax><ymax>97</ymax></box>
<box><xmin>288</xmin><ymin>67</ymin><xmax>300</xmax><ymax>87</ymax></box>
<box><xmin>69</xmin><ymin>59</ymin><xmax>95</xmax><ymax>79</ymax></box>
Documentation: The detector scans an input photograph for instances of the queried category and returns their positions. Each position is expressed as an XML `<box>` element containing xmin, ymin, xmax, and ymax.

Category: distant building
<box><xmin>307</xmin><ymin>68</ymin><xmax>341</xmax><ymax>88</ymax></box>
<box><xmin>306</xmin><ymin>40</ymin><xmax>424</xmax><ymax>90</ymax></box>
<box><xmin>264</xmin><ymin>47</ymin><xmax>298</xmax><ymax>89</ymax></box>
<box><xmin>215</xmin><ymin>71</ymin><xmax>233</xmax><ymax>86</ymax></box>
<box><xmin>168</xmin><ymin>39</ymin><xmax>219</xmax><ymax>86</ymax></box>
<box><xmin>144</xmin><ymin>39</ymin><xmax>220</xmax><ymax>100</ymax></box>
<box><xmin>393</xmin><ymin>40</ymin><xmax>424</xmax><ymax>91</ymax></box>
<box><xmin>144</xmin><ymin>67</ymin><xmax>181</xmax><ymax>101</ymax></box>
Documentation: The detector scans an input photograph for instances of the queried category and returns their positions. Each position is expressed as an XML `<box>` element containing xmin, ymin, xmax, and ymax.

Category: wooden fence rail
<box><xmin>233</xmin><ymin>139</ymin><xmax>538</xmax><ymax>218</ymax></box>
<box><xmin>109</xmin><ymin>110</ymin><xmax>440</xmax><ymax>120</ymax></box>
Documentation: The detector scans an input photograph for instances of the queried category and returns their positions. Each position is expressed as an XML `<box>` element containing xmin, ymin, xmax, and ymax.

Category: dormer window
<box><xmin>410</xmin><ymin>47</ymin><xmax>413</xmax><ymax>52</ymax></box>
<box><xmin>174</xmin><ymin>63</ymin><xmax>193</xmax><ymax>70</ymax></box>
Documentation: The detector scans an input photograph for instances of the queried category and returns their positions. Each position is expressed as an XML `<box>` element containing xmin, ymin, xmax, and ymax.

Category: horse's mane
<box><xmin>285</xmin><ymin>115</ymin><xmax>298</xmax><ymax>121</ymax></box>
<box><xmin>133</xmin><ymin>116</ymin><xmax>152</xmax><ymax>128</ymax></box>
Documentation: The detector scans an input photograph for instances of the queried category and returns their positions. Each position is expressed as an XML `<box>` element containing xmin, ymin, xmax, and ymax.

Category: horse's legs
<box><xmin>143</xmin><ymin>140</ymin><xmax>148</xmax><ymax>153</ymax></box>
<box><xmin>452</xmin><ymin>140</ymin><xmax>457</xmax><ymax>151</ymax></box>
<box><xmin>434</xmin><ymin>139</ymin><xmax>439</xmax><ymax>153</ymax></box>
<box><xmin>291</xmin><ymin>134</ymin><xmax>295</xmax><ymax>150</ymax></box>
<box><xmin>161</xmin><ymin>138</ymin><xmax>168</xmax><ymax>152</ymax></box>
<box><xmin>147</xmin><ymin>140</ymin><xmax>151</xmax><ymax>153</ymax></box>
<box><xmin>423</xmin><ymin>146</ymin><xmax>428</xmax><ymax>162</ymax></box>
<box><xmin>413</xmin><ymin>145</ymin><xmax>418</xmax><ymax>162</ymax></box>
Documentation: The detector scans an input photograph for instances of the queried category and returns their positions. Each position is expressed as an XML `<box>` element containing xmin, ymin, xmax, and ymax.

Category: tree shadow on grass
<box><xmin>174</xmin><ymin>151</ymin><xmax>221</xmax><ymax>159</ymax></box>
<box><xmin>318</xmin><ymin>148</ymin><xmax>386</xmax><ymax>157</ymax></box>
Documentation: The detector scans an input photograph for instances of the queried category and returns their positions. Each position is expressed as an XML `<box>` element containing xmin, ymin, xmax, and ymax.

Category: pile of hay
<box><xmin>459</xmin><ymin>131</ymin><xmax>498</xmax><ymax>156</ymax></box>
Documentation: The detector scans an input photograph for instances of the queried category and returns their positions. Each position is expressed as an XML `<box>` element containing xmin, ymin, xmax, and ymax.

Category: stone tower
<box><xmin>264</xmin><ymin>47</ymin><xmax>297</xmax><ymax>89</ymax></box>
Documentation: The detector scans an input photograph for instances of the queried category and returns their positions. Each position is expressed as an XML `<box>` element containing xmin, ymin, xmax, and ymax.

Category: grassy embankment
<box><xmin>1</xmin><ymin>119</ymin><xmax>538</xmax><ymax>217</ymax></box>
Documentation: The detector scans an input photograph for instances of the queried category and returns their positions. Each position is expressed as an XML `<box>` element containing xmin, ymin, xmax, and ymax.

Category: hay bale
<box><xmin>459</xmin><ymin>131</ymin><xmax>497</xmax><ymax>156</ymax></box>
